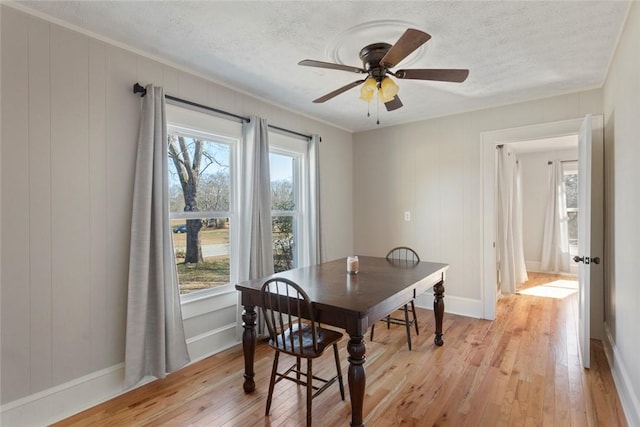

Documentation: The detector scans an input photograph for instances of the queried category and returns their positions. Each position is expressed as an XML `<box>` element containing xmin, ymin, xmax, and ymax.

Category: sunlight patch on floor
<box><xmin>518</xmin><ymin>279</ymin><xmax>578</xmax><ymax>299</ymax></box>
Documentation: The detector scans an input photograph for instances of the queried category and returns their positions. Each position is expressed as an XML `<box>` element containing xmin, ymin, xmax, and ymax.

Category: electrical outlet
<box><xmin>404</xmin><ymin>211</ymin><xmax>411</xmax><ymax>221</ymax></box>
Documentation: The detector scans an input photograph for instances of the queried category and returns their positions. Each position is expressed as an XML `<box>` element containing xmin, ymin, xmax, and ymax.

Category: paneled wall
<box><xmin>0</xmin><ymin>5</ymin><xmax>353</xmax><ymax>414</ymax></box>
<box><xmin>602</xmin><ymin>1</ymin><xmax>640</xmax><ymax>424</ymax></box>
<box><xmin>353</xmin><ymin>89</ymin><xmax>602</xmax><ymax>311</ymax></box>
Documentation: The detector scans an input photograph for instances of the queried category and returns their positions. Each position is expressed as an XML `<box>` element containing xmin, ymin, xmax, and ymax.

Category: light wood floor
<box><xmin>53</xmin><ymin>273</ymin><xmax>626</xmax><ymax>426</ymax></box>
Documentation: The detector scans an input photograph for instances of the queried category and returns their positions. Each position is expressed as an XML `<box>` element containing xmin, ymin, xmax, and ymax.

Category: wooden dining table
<box><xmin>235</xmin><ymin>256</ymin><xmax>449</xmax><ymax>427</ymax></box>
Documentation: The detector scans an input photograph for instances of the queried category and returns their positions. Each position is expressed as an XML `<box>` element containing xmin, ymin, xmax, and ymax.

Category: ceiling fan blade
<box><xmin>299</xmin><ymin>59</ymin><xmax>366</xmax><ymax>74</ymax></box>
<box><xmin>312</xmin><ymin>79</ymin><xmax>366</xmax><ymax>103</ymax></box>
<box><xmin>384</xmin><ymin>96</ymin><xmax>403</xmax><ymax>111</ymax></box>
<box><xmin>395</xmin><ymin>69</ymin><xmax>469</xmax><ymax>82</ymax></box>
<box><xmin>380</xmin><ymin>29</ymin><xmax>431</xmax><ymax>68</ymax></box>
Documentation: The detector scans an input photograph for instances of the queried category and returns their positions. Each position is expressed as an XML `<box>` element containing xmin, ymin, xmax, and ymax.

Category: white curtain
<box><xmin>496</xmin><ymin>146</ymin><xmax>528</xmax><ymax>294</ymax></box>
<box><xmin>124</xmin><ymin>85</ymin><xmax>190</xmax><ymax>388</ymax></box>
<box><xmin>300</xmin><ymin>134</ymin><xmax>322</xmax><ymax>266</ymax></box>
<box><xmin>238</xmin><ymin>116</ymin><xmax>274</xmax><ymax>282</ymax></box>
<box><xmin>540</xmin><ymin>160</ymin><xmax>570</xmax><ymax>272</ymax></box>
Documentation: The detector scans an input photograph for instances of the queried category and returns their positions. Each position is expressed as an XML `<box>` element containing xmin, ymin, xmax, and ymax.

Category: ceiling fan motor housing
<box><xmin>359</xmin><ymin>43</ymin><xmax>391</xmax><ymax>80</ymax></box>
<box><xmin>299</xmin><ymin>28</ymin><xmax>467</xmax><ymax>107</ymax></box>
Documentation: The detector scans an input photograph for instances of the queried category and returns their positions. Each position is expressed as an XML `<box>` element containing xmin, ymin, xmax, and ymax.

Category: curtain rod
<box><xmin>548</xmin><ymin>160</ymin><xmax>578</xmax><ymax>165</ymax></box>
<box><xmin>133</xmin><ymin>83</ymin><xmax>313</xmax><ymax>141</ymax></box>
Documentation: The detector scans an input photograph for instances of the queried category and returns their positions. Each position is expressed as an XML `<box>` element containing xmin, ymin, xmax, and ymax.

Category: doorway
<box><xmin>481</xmin><ymin>116</ymin><xmax>604</xmax><ymax>326</ymax></box>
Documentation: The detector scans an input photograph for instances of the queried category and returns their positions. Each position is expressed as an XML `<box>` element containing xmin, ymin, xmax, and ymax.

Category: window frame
<box><xmin>563</xmin><ymin>160</ymin><xmax>579</xmax><ymax>248</ymax></box>
<box><xmin>166</xmin><ymin>104</ymin><xmax>241</xmax><ymax>301</ymax></box>
<box><xmin>269</xmin><ymin>133</ymin><xmax>307</xmax><ymax>272</ymax></box>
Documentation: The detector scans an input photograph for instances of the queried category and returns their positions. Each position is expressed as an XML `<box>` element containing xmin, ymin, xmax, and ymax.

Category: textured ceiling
<box><xmin>13</xmin><ymin>1</ymin><xmax>630</xmax><ymax>132</ymax></box>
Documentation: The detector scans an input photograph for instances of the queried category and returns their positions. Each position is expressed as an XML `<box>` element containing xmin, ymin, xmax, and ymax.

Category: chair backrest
<box><xmin>260</xmin><ymin>277</ymin><xmax>319</xmax><ymax>354</ymax></box>
<box><xmin>386</xmin><ymin>246</ymin><xmax>420</xmax><ymax>263</ymax></box>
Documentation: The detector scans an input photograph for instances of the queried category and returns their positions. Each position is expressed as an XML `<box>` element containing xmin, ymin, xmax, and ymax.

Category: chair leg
<box><xmin>266</xmin><ymin>351</ymin><xmax>279</xmax><ymax>416</ymax></box>
<box><xmin>411</xmin><ymin>300</ymin><xmax>419</xmax><ymax>335</ymax></box>
<box><xmin>306</xmin><ymin>359</ymin><xmax>313</xmax><ymax>427</ymax></box>
<box><xmin>403</xmin><ymin>305</ymin><xmax>412</xmax><ymax>351</ymax></box>
<box><xmin>370</xmin><ymin>324</ymin><xmax>375</xmax><ymax>341</ymax></box>
<box><xmin>333</xmin><ymin>343</ymin><xmax>345</xmax><ymax>400</ymax></box>
<box><xmin>296</xmin><ymin>357</ymin><xmax>301</xmax><ymax>382</ymax></box>
<box><xmin>386</xmin><ymin>315</ymin><xmax>391</xmax><ymax>329</ymax></box>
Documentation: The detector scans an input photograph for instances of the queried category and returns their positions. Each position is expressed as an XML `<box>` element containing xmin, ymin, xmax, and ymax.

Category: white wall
<box><xmin>353</xmin><ymin>90</ymin><xmax>602</xmax><ymax>317</ymax></box>
<box><xmin>602</xmin><ymin>1</ymin><xmax>640</xmax><ymax>425</ymax></box>
<box><xmin>0</xmin><ymin>4</ymin><xmax>354</xmax><ymax>423</ymax></box>
<box><xmin>518</xmin><ymin>148</ymin><xmax>578</xmax><ymax>271</ymax></box>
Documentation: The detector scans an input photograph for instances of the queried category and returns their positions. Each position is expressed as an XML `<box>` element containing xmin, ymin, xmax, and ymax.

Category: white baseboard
<box><xmin>187</xmin><ymin>324</ymin><xmax>240</xmax><ymax>363</ymax></box>
<box><xmin>603</xmin><ymin>323</ymin><xmax>640</xmax><ymax>427</ymax></box>
<box><xmin>415</xmin><ymin>293</ymin><xmax>483</xmax><ymax>319</ymax></box>
<box><xmin>0</xmin><ymin>363</ymin><xmax>127</xmax><ymax>427</ymax></box>
<box><xmin>0</xmin><ymin>325</ymin><xmax>240</xmax><ymax>427</ymax></box>
<box><xmin>525</xmin><ymin>260</ymin><xmax>578</xmax><ymax>275</ymax></box>
<box><xmin>526</xmin><ymin>260</ymin><xmax>543</xmax><ymax>272</ymax></box>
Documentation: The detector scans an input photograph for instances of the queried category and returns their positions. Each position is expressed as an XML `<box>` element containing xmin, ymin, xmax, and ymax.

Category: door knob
<box><xmin>592</xmin><ymin>257</ymin><xmax>600</xmax><ymax>264</ymax></box>
<box><xmin>573</xmin><ymin>256</ymin><xmax>584</xmax><ymax>263</ymax></box>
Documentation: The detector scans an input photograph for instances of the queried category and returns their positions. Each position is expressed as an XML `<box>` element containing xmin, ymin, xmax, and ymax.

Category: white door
<box><xmin>576</xmin><ymin>114</ymin><xmax>592</xmax><ymax>369</ymax></box>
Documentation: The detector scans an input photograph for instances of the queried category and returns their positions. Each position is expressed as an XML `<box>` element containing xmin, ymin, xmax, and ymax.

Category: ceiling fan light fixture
<box><xmin>359</xmin><ymin>77</ymin><xmax>377</xmax><ymax>102</ymax></box>
<box><xmin>379</xmin><ymin>76</ymin><xmax>399</xmax><ymax>103</ymax></box>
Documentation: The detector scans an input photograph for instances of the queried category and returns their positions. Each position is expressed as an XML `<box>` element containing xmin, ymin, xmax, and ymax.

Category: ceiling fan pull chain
<box><xmin>376</xmin><ymin>90</ymin><xmax>380</xmax><ymax>125</ymax></box>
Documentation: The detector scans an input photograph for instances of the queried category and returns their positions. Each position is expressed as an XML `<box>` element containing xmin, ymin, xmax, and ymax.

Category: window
<box><xmin>167</xmin><ymin>104</ymin><xmax>241</xmax><ymax>296</ymax></box>
<box><xmin>563</xmin><ymin>161</ymin><xmax>578</xmax><ymax>249</ymax></box>
<box><xmin>166</xmin><ymin>104</ymin><xmax>310</xmax><ymax>292</ymax></box>
<box><xmin>269</xmin><ymin>134</ymin><xmax>305</xmax><ymax>273</ymax></box>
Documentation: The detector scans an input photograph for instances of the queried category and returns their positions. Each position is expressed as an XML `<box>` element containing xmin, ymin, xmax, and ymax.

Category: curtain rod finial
<box><xmin>133</xmin><ymin>83</ymin><xmax>147</xmax><ymax>97</ymax></box>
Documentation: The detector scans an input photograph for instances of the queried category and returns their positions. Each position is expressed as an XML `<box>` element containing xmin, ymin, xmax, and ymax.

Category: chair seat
<box><xmin>269</xmin><ymin>323</ymin><xmax>343</xmax><ymax>358</ymax></box>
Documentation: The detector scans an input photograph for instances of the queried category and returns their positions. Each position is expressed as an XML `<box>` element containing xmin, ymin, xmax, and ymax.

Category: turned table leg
<box><xmin>433</xmin><ymin>280</ymin><xmax>445</xmax><ymax>346</ymax></box>
<box><xmin>241</xmin><ymin>305</ymin><xmax>257</xmax><ymax>393</ymax></box>
<box><xmin>347</xmin><ymin>334</ymin><xmax>366</xmax><ymax>427</ymax></box>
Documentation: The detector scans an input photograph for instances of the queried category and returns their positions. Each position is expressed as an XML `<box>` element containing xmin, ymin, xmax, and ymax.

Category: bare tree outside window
<box><xmin>564</xmin><ymin>169</ymin><xmax>579</xmax><ymax>247</ymax></box>
<box><xmin>272</xmin><ymin>179</ymin><xmax>294</xmax><ymax>272</ymax></box>
<box><xmin>168</xmin><ymin>132</ymin><xmax>232</xmax><ymax>294</ymax></box>
<box><xmin>270</xmin><ymin>152</ymin><xmax>296</xmax><ymax>273</ymax></box>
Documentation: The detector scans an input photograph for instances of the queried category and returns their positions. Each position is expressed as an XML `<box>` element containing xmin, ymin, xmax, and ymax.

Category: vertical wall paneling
<box><xmin>136</xmin><ymin>56</ymin><xmax>164</xmax><ymax>88</ymax></box>
<box><xmin>176</xmin><ymin>71</ymin><xmax>209</xmax><ymax>105</ymax></box>
<box><xmin>104</xmin><ymin>45</ymin><xmax>138</xmax><ymax>365</ymax></box>
<box><xmin>50</xmin><ymin>25</ymin><xmax>92</xmax><ymax>384</ymax></box>
<box><xmin>28</xmin><ymin>15</ymin><xmax>53</xmax><ymax>394</ymax></box>
<box><xmin>318</xmin><ymin>128</ymin><xmax>353</xmax><ymax>260</ymax></box>
<box><xmin>416</xmin><ymin>132</ymin><xmax>441</xmax><ymax>259</ymax></box>
<box><xmin>1</xmin><ymin>7</ymin><xmax>31</xmax><ymax>403</ymax></box>
<box><xmin>604</xmin><ymin>3</ymin><xmax>640</xmax><ymax>422</ymax></box>
<box><xmin>461</xmin><ymin>119</ymin><xmax>481</xmax><ymax>299</ymax></box>
<box><xmin>162</xmin><ymin>66</ymin><xmax>179</xmax><ymax>96</ymax></box>
<box><xmin>565</xmin><ymin>92</ymin><xmax>581</xmax><ymax>118</ymax></box>
<box><xmin>1</xmin><ymin>5</ymin><xmax>354</xmax><ymax>418</ymax></box>
<box><xmin>88</xmin><ymin>39</ymin><xmax>108</xmax><ymax>370</ymax></box>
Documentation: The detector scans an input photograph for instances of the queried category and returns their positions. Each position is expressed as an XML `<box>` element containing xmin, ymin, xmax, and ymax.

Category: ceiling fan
<box><xmin>298</xmin><ymin>29</ymin><xmax>469</xmax><ymax>113</ymax></box>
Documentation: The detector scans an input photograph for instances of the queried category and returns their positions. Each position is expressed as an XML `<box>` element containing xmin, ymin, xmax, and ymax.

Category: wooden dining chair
<box><xmin>370</xmin><ymin>246</ymin><xmax>421</xmax><ymax>350</ymax></box>
<box><xmin>260</xmin><ymin>277</ymin><xmax>345</xmax><ymax>427</ymax></box>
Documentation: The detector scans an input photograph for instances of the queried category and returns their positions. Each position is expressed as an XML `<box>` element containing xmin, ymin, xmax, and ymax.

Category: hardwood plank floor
<box><xmin>53</xmin><ymin>273</ymin><xmax>626</xmax><ymax>426</ymax></box>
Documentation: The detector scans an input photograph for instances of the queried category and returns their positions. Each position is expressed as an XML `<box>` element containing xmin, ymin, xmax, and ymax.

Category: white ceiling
<box><xmin>13</xmin><ymin>1</ymin><xmax>630</xmax><ymax>133</ymax></box>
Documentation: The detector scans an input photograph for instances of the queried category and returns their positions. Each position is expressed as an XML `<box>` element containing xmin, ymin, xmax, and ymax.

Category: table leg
<box><xmin>241</xmin><ymin>305</ymin><xmax>257</xmax><ymax>393</ymax></box>
<box><xmin>347</xmin><ymin>335</ymin><xmax>366</xmax><ymax>427</ymax></box>
<box><xmin>433</xmin><ymin>280</ymin><xmax>445</xmax><ymax>346</ymax></box>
